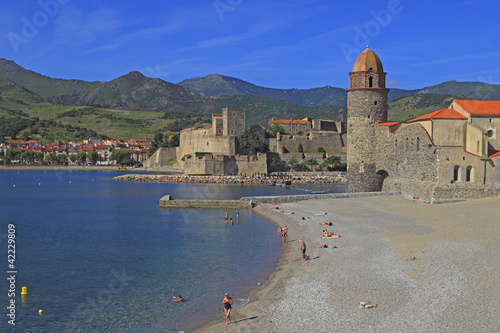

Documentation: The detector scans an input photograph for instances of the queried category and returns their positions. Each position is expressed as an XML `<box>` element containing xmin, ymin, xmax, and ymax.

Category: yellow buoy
<box><xmin>39</xmin><ymin>309</ymin><xmax>43</xmax><ymax>315</ymax></box>
<box><xmin>21</xmin><ymin>286</ymin><xmax>27</xmax><ymax>295</ymax></box>
<box><xmin>69</xmin><ymin>181</ymin><xmax>71</xmax><ymax>183</ymax></box>
<box><xmin>39</xmin><ymin>183</ymin><xmax>41</xmax><ymax>186</ymax></box>
<box><xmin>13</xmin><ymin>185</ymin><xmax>15</xmax><ymax>187</ymax></box>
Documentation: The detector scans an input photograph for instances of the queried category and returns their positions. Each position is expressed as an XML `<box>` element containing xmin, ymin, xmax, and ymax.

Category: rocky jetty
<box><xmin>113</xmin><ymin>174</ymin><xmax>345</xmax><ymax>184</ymax></box>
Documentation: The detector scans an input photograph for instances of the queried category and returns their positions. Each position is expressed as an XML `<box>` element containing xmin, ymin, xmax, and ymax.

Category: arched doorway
<box><xmin>376</xmin><ymin>170</ymin><xmax>389</xmax><ymax>191</ymax></box>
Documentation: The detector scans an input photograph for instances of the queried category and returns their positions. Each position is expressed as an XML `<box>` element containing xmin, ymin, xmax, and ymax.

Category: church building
<box><xmin>346</xmin><ymin>47</ymin><xmax>499</xmax><ymax>202</ymax></box>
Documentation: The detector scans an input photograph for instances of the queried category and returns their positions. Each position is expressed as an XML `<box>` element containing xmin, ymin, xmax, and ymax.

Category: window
<box><xmin>453</xmin><ymin>166</ymin><xmax>460</xmax><ymax>182</ymax></box>
<box><xmin>374</xmin><ymin>101</ymin><xmax>377</xmax><ymax>105</ymax></box>
<box><xmin>466</xmin><ymin>166</ymin><xmax>472</xmax><ymax>182</ymax></box>
<box><xmin>477</xmin><ymin>141</ymin><xmax>480</xmax><ymax>153</ymax></box>
<box><xmin>368</xmin><ymin>76</ymin><xmax>373</xmax><ymax>87</ymax></box>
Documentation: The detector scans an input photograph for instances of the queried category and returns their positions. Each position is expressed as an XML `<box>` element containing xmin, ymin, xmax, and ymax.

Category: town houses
<box><xmin>0</xmin><ymin>138</ymin><xmax>151</xmax><ymax>165</ymax></box>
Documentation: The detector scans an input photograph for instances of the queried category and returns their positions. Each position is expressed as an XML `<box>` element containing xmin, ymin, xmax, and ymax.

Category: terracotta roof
<box><xmin>201</xmin><ymin>125</ymin><xmax>212</xmax><ymax>130</ymax></box>
<box><xmin>376</xmin><ymin>122</ymin><xmax>399</xmax><ymax>127</ymax></box>
<box><xmin>213</xmin><ymin>113</ymin><xmax>223</xmax><ymax>117</ymax></box>
<box><xmin>454</xmin><ymin>100</ymin><xmax>500</xmax><ymax>116</ymax></box>
<box><xmin>269</xmin><ymin>119</ymin><xmax>311</xmax><ymax>125</ymax></box>
<box><xmin>407</xmin><ymin>109</ymin><xmax>468</xmax><ymax>123</ymax></box>
<box><xmin>352</xmin><ymin>46</ymin><xmax>384</xmax><ymax>72</ymax></box>
<box><xmin>488</xmin><ymin>148</ymin><xmax>500</xmax><ymax>158</ymax></box>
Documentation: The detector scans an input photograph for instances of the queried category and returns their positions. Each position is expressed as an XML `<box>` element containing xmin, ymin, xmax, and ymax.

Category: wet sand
<box><xmin>196</xmin><ymin>195</ymin><xmax>500</xmax><ymax>333</ymax></box>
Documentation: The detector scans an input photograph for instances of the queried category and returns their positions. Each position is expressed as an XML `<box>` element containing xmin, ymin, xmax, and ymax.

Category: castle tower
<box><xmin>346</xmin><ymin>46</ymin><xmax>389</xmax><ymax>192</ymax></box>
<box><xmin>222</xmin><ymin>107</ymin><xmax>245</xmax><ymax>137</ymax></box>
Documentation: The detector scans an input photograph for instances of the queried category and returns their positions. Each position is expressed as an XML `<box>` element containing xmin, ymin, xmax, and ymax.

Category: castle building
<box><xmin>346</xmin><ymin>47</ymin><xmax>499</xmax><ymax>201</ymax></box>
<box><xmin>146</xmin><ymin>107</ymin><xmax>267</xmax><ymax>175</ymax></box>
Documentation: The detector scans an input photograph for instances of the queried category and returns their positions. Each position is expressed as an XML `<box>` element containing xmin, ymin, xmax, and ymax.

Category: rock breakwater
<box><xmin>113</xmin><ymin>174</ymin><xmax>346</xmax><ymax>185</ymax></box>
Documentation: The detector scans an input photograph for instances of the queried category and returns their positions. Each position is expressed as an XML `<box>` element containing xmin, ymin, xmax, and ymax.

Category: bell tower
<box><xmin>346</xmin><ymin>46</ymin><xmax>389</xmax><ymax>192</ymax></box>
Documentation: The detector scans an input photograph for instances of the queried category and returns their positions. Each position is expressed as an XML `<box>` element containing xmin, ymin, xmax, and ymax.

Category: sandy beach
<box><xmin>196</xmin><ymin>194</ymin><xmax>500</xmax><ymax>333</ymax></box>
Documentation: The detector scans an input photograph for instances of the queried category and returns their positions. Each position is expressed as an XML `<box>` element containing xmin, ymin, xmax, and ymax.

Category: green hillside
<box><xmin>0</xmin><ymin>58</ymin><xmax>100</xmax><ymax>98</ymax></box>
<box><xmin>388</xmin><ymin>93</ymin><xmax>463</xmax><ymax>122</ymax></box>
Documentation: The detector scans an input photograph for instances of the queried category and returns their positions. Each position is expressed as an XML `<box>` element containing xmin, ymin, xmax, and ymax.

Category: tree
<box><xmin>88</xmin><ymin>151</ymin><xmax>99</xmax><ymax>165</ymax></box>
<box><xmin>56</xmin><ymin>153</ymin><xmax>67</xmax><ymax>165</ymax></box>
<box><xmin>320</xmin><ymin>155</ymin><xmax>341</xmax><ymax>170</ymax></box>
<box><xmin>110</xmin><ymin>150</ymin><xmax>132</xmax><ymax>166</ymax></box>
<box><xmin>148</xmin><ymin>132</ymin><xmax>164</xmax><ymax>157</ymax></box>
<box><xmin>297</xmin><ymin>143</ymin><xmax>304</xmax><ymax>153</ymax></box>
<box><xmin>296</xmin><ymin>131</ymin><xmax>304</xmax><ymax>136</ymax></box>
<box><xmin>45</xmin><ymin>152</ymin><xmax>57</xmax><ymax>164</ymax></box>
<box><xmin>35</xmin><ymin>152</ymin><xmax>44</xmax><ymax>163</ymax></box>
<box><xmin>318</xmin><ymin>147</ymin><xmax>326</xmax><ymax>153</ymax></box>
<box><xmin>237</xmin><ymin>129</ymin><xmax>266</xmax><ymax>154</ymax></box>
<box><xmin>267</xmin><ymin>124</ymin><xmax>285</xmax><ymax>137</ymax></box>
<box><xmin>287</xmin><ymin>155</ymin><xmax>298</xmax><ymax>171</ymax></box>
<box><xmin>167</xmin><ymin>133</ymin><xmax>180</xmax><ymax>147</ymax></box>
<box><xmin>305</xmin><ymin>158</ymin><xmax>318</xmax><ymax>171</ymax></box>
<box><xmin>5</xmin><ymin>149</ymin><xmax>21</xmax><ymax>164</ymax></box>
<box><xmin>21</xmin><ymin>150</ymin><xmax>35</xmax><ymax>164</ymax></box>
<box><xmin>77</xmin><ymin>151</ymin><xmax>87</xmax><ymax>165</ymax></box>
<box><xmin>69</xmin><ymin>154</ymin><xmax>78</xmax><ymax>164</ymax></box>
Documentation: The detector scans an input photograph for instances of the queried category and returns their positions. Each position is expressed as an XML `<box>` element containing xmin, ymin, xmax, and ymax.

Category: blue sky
<box><xmin>2</xmin><ymin>0</ymin><xmax>499</xmax><ymax>90</ymax></box>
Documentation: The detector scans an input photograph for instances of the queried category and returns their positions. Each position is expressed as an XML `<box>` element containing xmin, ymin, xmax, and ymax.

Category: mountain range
<box><xmin>1</xmin><ymin>57</ymin><xmax>500</xmax><ymax>131</ymax></box>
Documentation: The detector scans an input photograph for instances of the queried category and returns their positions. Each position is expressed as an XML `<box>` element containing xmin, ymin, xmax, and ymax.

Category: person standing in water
<box><xmin>223</xmin><ymin>293</ymin><xmax>233</xmax><ymax>325</ymax></box>
<box><xmin>236</xmin><ymin>209</ymin><xmax>239</xmax><ymax>219</ymax></box>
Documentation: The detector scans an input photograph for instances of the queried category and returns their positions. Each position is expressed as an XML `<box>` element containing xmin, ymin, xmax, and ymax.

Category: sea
<box><xmin>0</xmin><ymin>170</ymin><xmax>345</xmax><ymax>332</ymax></box>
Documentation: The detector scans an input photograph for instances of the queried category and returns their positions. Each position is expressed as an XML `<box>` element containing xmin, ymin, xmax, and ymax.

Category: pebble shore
<box><xmin>113</xmin><ymin>173</ymin><xmax>345</xmax><ymax>184</ymax></box>
<box><xmin>195</xmin><ymin>195</ymin><xmax>500</xmax><ymax>333</ymax></box>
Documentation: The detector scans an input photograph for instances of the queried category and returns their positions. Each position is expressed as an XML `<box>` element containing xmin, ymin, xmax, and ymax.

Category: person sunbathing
<box><xmin>322</xmin><ymin>230</ymin><xmax>339</xmax><ymax>237</ymax></box>
<box><xmin>317</xmin><ymin>244</ymin><xmax>337</xmax><ymax>249</ymax></box>
<box><xmin>318</xmin><ymin>222</ymin><xmax>333</xmax><ymax>226</ymax></box>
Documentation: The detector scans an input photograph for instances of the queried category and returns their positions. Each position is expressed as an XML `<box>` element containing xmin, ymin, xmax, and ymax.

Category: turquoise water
<box><xmin>0</xmin><ymin>170</ymin><xmax>345</xmax><ymax>332</ymax></box>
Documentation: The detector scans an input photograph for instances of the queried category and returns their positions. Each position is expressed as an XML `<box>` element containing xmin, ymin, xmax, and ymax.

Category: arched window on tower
<box><xmin>368</xmin><ymin>76</ymin><xmax>373</xmax><ymax>87</ymax></box>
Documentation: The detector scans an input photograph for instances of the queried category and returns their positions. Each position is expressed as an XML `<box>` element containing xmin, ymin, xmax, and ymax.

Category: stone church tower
<box><xmin>346</xmin><ymin>47</ymin><xmax>389</xmax><ymax>192</ymax></box>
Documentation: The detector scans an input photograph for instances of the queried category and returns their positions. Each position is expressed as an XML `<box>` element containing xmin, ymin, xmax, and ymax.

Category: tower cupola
<box><xmin>348</xmin><ymin>46</ymin><xmax>387</xmax><ymax>90</ymax></box>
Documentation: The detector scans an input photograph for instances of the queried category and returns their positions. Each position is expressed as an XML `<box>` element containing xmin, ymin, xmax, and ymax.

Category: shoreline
<box><xmin>195</xmin><ymin>194</ymin><xmax>500</xmax><ymax>332</ymax></box>
<box><xmin>0</xmin><ymin>165</ymin><xmax>129</xmax><ymax>172</ymax></box>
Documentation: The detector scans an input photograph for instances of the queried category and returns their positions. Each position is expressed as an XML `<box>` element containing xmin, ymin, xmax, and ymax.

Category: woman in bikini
<box><xmin>223</xmin><ymin>293</ymin><xmax>233</xmax><ymax>325</ymax></box>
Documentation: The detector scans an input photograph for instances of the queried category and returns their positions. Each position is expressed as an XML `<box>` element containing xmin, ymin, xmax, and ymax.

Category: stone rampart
<box><xmin>144</xmin><ymin>147</ymin><xmax>177</xmax><ymax>168</ymax></box>
<box><xmin>277</xmin><ymin>134</ymin><xmax>344</xmax><ymax>154</ymax></box>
